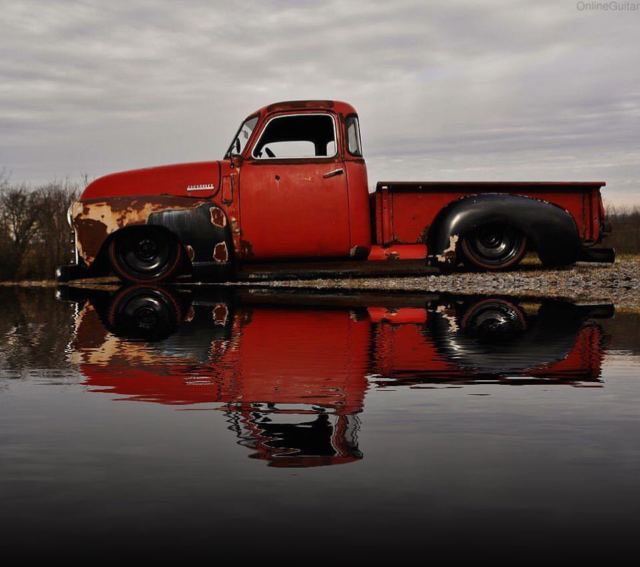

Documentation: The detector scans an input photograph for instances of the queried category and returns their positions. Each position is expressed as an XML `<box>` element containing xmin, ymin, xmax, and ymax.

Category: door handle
<box><xmin>323</xmin><ymin>168</ymin><xmax>344</xmax><ymax>179</ymax></box>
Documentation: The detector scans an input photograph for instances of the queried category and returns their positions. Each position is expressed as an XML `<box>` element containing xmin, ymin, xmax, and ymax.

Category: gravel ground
<box><xmin>3</xmin><ymin>257</ymin><xmax>639</xmax><ymax>309</ymax></box>
<box><xmin>240</xmin><ymin>256</ymin><xmax>640</xmax><ymax>309</ymax></box>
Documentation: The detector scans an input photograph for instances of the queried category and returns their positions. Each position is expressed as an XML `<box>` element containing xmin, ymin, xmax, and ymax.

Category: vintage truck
<box><xmin>58</xmin><ymin>100</ymin><xmax>614</xmax><ymax>283</ymax></box>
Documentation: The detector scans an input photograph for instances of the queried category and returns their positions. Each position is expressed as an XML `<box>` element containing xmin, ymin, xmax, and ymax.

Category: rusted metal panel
<box><xmin>213</xmin><ymin>241</ymin><xmax>229</xmax><ymax>263</ymax></box>
<box><xmin>71</xmin><ymin>196</ymin><xmax>206</xmax><ymax>265</ymax></box>
<box><xmin>209</xmin><ymin>206</ymin><xmax>227</xmax><ymax>228</ymax></box>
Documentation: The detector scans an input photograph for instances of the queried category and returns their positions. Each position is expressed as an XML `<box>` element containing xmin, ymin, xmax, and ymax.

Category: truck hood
<box><xmin>81</xmin><ymin>161</ymin><xmax>222</xmax><ymax>200</ymax></box>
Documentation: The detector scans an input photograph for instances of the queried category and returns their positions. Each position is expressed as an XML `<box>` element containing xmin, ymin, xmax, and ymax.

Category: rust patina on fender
<box><xmin>71</xmin><ymin>196</ymin><xmax>234</xmax><ymax>278</ymax></box>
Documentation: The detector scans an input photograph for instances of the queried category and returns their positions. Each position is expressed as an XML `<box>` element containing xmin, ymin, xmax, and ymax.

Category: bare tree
<box><xmin>603</xmin><ymin>205</ymin><xmax>640</xmax><ymax>254</ymax></box>
<box><xmin>31</xmin><ymin>181</ymin><xmax>79</xmax><ymax>278</ymax></box>
<box><xmin>0</xmin><ymin>184</ymin><xmax>42</xmax><ymax>279</ymax></box>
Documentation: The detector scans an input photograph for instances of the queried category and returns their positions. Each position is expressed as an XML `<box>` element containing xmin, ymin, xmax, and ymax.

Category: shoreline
<box><xmin>2</xmin><ymin>257</ymin><xmax>638</xmax><ymax>310</ymax></box>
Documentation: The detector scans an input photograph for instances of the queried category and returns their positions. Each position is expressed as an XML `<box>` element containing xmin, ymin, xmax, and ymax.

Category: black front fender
<box><xmin>428</xmin><ymin>194</ymin><xmax>580</xmax><ymax>266</ymax></box>
<box><xmin>147</xmin><ymin>203</ymin><xmax>235</xmax><ymax>280</ymax></box>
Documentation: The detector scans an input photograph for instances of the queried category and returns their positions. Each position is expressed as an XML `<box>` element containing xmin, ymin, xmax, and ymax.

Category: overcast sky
<box><xmin>1</xmin><ymin>0</ymin><xmax>639</xmax><ymax>204</ymax></box>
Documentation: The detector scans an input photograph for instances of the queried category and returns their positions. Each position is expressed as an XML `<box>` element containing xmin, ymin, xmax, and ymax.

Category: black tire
<box><xmin>460</xmin><ymin>224</ymin><xmax>527</xmax><ymax>271</ymax></box>
<box><xmin>460</xmin><ymin>298</ymin><xmax>527</xmax><ymax>339</ymax></box>
<box><xmin>538</xmin><ymin>252</ymin><xmax>574</xmax><ymax>269</ymax></box>
<box><xmin>108</xmin><ymin>227</ymin><xmax>183</xmax><ymax>284</ymax></box>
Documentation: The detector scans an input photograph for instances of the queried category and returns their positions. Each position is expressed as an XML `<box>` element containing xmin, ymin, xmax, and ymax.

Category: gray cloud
<box><xmin>1</xmin><ymin>0</ymin><xmax>638</xmax><ymax>203</ymax></box>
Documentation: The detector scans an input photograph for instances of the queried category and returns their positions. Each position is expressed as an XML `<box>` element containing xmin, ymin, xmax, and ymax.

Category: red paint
<box><xmin>75</xmin><ymin>100</ymin><xmax>608</xmax><ymax>274</ymax></box>
<box><xmin>368</xmin><ymin>244</ymin><xmax>427</xmax><ymax>261</ymax></box>
<box><xmin>367</xmin><ymin>307</ymin><xmax>428</xmax><ymax>324</ymax></box>
<box><xmin>375</xmin><ymin>182</ymin><xmax>605</xmax><ymax>246</ymax></box>
<box><xmin>83</xmin><ymin>161</ymin><xmax>220</xmax><ymax>200</ymax></box>
<box><xmin>239</xmin><ymin>160</ymin><xmax>351</xmax><ymax>259</ymax></box>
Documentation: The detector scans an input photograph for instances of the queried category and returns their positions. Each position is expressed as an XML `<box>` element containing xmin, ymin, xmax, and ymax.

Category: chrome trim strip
<box><xmin>187</xmin><ymin>184</ymin><xmax>216</xmax><ymax>192</ymax></box>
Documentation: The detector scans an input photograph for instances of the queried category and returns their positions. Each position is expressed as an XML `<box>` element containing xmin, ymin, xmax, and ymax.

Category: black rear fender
<box><xmin>427</xmin><ymin>194</ymin><xmax>580</xmax><ymax>266</ymax></box>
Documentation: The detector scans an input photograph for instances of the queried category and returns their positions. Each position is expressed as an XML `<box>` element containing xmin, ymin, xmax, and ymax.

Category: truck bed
<box><xmin>374</xmin><ymin>181</ymin><xmax>606</xmax><ymax>247</ymax></box>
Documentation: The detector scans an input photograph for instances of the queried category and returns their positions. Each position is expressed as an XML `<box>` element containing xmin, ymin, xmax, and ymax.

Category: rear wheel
<box><xmin>460</xmin><ymin>224</ymin><xmax>527</xmax><ymax>271</ymax></box>
<box><xmin>460</xmin><ymin>298</ymin><xmax>527</xmax><ymax>339</ymax></box>
<box><xmin>108</xmin><ymin>227</ymin><xmax>183</xmax><ymax>283</ymax></box>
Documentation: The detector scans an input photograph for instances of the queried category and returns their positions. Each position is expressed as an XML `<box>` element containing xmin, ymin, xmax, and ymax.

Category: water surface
<box><xmin>1</xmin><ymin>286</ymin><xmax>639</xmax><ymax>563</ymax></box>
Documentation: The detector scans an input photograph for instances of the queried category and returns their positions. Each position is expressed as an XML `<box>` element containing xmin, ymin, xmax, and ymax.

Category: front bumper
<box><xmin>56</xmin><ymin>262</ymin><xmax>90</xmax><ymax>282</ymax></box>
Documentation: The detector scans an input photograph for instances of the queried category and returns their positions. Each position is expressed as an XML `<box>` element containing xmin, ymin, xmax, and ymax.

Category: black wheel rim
<box><xmin>116</xmin><ymin>229</ymin><xmax>174</xmax><ymax>279</ymax></box>
<box><xmin>462</xmin><ymin>300</ymin><xmax>526</xmax><ymax>341</ymax></box>
<box><xmin>466</xmin><ymin>224</ymin><xmax>524</xmax><ymax>266</ymax></box>
<box><xmin>110</xmin><ymin>287</ymin><xmax>180</xmax><ymax>340</ymax></box>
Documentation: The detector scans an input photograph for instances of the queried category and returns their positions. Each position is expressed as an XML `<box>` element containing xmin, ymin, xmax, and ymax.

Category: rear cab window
<box><xmin>345</xmin><ymin>115</ymin><xmax>362</xmax><ymax>157</ymax></box>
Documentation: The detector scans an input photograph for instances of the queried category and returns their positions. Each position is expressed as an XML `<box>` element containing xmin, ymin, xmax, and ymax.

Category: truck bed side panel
<box><xmin>375</xmin><ymin>182</ymin><xmax>604</xmax><ymax>246</ymax></box>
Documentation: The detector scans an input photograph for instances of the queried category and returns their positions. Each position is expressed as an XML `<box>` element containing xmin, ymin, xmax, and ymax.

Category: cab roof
<box><xmin>253</xmin><ymin>100</ymin><xmax>358</xmax><ymax>118</ymax></box>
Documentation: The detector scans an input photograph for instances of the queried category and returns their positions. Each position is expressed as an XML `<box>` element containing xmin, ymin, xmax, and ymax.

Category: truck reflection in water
<box><xmin>65</xmin><ymin>286</ymin><xmax>613</xmax><ymax>467</ymax></box>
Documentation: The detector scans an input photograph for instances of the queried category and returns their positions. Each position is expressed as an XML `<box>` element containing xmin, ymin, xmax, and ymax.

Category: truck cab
<box><xmin>225</xmin><ymin>101</ymin><xmax>371</xmax><ymax>261</ymax></box>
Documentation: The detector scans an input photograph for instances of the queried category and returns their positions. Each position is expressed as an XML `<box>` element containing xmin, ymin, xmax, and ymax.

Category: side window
<box><xmin>253</xmin><ymin>114</ymin><xmax>337</xmax><ymax>159</ymax></box>
<box><xmin>346</xmin><ymin>115</ymin><xmax>362</xmax><ymax>156</ymax></box>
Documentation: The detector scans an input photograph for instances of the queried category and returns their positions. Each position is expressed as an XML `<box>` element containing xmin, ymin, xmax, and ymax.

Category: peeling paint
<box><xmin>210</xmin><ymin>206</ymin><xmax>227</xmax><ymax>228</ymax></box>
<box><xmin>435</xmin><ymin>305</ymin><xmax>459</xmax><ymax>333</ymax></box>
<box><xmin>208</xmin><ymin>338</ymin><xmax>230</xmax><ymax>360</ymax></box>
<box><xmin>435</xmin><ymin>234</ymin><xmax>459</xmax><ymax>263</ymax></box>
<box><xmin>349</xmin><ymin>246</ymin><xmax>361</xmax><ymax>258</ymax></box>
<box><xmin>212</xmin><ymin>303</ymin><xmax>229</xmax><ymax>326</ymax></box>
<box><xmin>229</xmin><ymin>216</ymin><xmax>241</xmax><ymax>236</ymax></box>
<box><xmin>213</xmin><ymin>241</ymin><xmax>229</xmax><ymax>263</ymax></box>
<box><xmin>71</xmin><ymin>197</ymin><xmax>206</xmax><ymax>266</ymax></box>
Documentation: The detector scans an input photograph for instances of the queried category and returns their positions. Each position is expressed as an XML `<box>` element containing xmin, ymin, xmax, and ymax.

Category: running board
<box><xmin>237</xmin><ymin>260</ymin><xmax>438</xmax><ymax>281</ymax></box>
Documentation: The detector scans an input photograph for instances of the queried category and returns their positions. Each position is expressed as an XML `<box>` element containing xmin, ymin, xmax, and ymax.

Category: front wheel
<box><xmin>108</xmin><ymin>227</ymin><xmax>183</xmax><ymax>283</ymax></box>
<box><xmin>460</xmin><ymin>224</ymin><xmax>527</xmax><ymax>271</ymax></box>
<box><xmin>106</xmin><ymin>286</ymin><xmax>183</xmax><ymax>340</ymax></box>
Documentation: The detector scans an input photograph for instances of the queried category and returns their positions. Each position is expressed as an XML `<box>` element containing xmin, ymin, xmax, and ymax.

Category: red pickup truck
<box><xmin>58</xmin><ymin>100</ymin><xmax>614</xmax><ymax>283</ymax></box>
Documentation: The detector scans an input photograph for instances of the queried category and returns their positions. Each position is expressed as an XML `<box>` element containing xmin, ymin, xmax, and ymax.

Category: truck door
<box><xmin>238</xmin><ymin>112</ymin><xmax>351</xmax><ymax>260</ymax></box>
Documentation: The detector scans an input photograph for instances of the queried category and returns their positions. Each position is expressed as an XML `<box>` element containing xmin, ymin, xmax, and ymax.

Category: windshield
<box><xmin>225</xmin><ymin>115</ymin><xmax>259</xmax><ymax>158</ymax></box>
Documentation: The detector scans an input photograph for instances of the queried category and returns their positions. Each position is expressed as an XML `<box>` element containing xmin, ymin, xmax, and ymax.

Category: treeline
<box><xmin>0</xmin><ymin>175</ymin><xmax>79</xmax><ymax>280</ymax></box>
<box><xmin>0</xmin><ymin>177</ymin><xmax>639</xmax><ymax>281</ymax></box>
<box><xmin>602</xmin><ymin>205</ymin><xmax>640</xmax><ymax>254</ymax></box>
